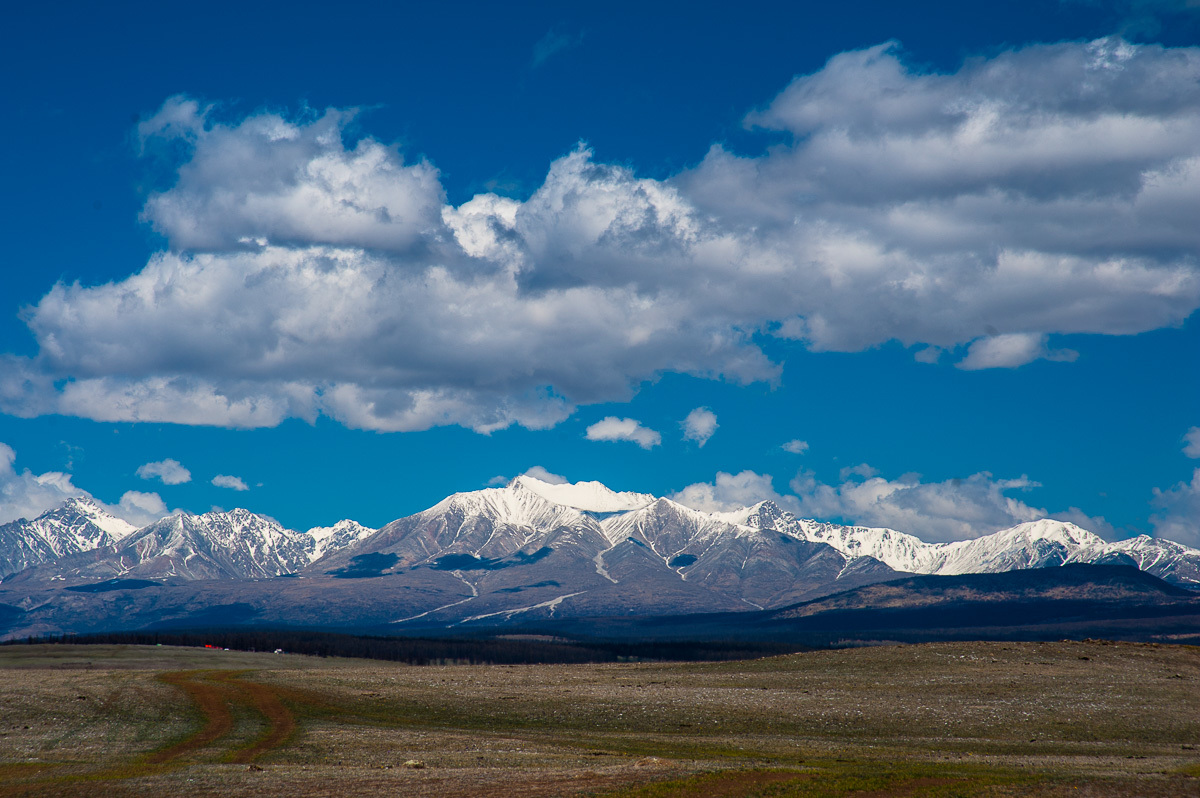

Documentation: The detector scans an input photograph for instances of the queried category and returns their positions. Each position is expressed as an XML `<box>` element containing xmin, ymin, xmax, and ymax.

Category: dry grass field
<box><xmin>0</xmin><ymin>640</ymin><xmax>1198</xmax><ymax>797</ymax></box>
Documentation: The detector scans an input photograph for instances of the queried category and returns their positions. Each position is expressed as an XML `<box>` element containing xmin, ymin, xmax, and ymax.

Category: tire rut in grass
<box><xmin>150</xmin><ymin>670</ymin><xmax>297</xmax><ymax>764</ymax></box>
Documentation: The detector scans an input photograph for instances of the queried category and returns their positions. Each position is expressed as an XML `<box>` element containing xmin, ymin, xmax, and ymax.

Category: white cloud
<box><xmin>1150</xmin><ymin>467</ymin><xmax>1200</xmax><ymax>546</ymax></box>
<box><xmin>115</xmin><ymin>491</ymin><xmax>171</xmax><ymax>528</ymax></box>
<box><xmin>0</xmin><ymin>442</ymin><xmax>87</xmax><ymax>524</ymax></box>
<box><xmin>782</xmin><ymin>439</ymin><xmax>809</xmax><ymax>454</ymax></box>
<box><xmin>486</xmin><ymin>465</ymin><xmax>569</xmax><ymax>487</ymax></box>
<box><xmin>4</xmin><ymin>37</ymin><xmax>1200</xmax><ymax>432</ymax></box>
<box><xmin>523</xmin><ymin>465</ymin><xmax>568</xmax><ymax>484</ymax></box>
<box><xmin>1184</xmin><ymin>426</ymin><xmax>1200</xmax><ymax>458</ymax></box>
<box><xmin>789</xmin><ymin>468</ymin><xmax>1048</xmax><ymax>543</ymax></box>
<box><xmin>584</xmin><ymin>417</ymin><xmax>661</xmax><ymax>449</ymax></box>
<box><xmin>0</xmin><ymin>442</ymin><xmax>170</xmax><ymax>527</ymax></box>
<box><xmin>140</xmin><ymin>98</ymin><xmax>445</xmax><ymax>254</ymax></box>
<box><xmin>681</xmin><ymin>407</ymin><xmax>718</xmax><ymax>447</ymax></box>
<box><xmin>135</xmin><ymin>458</ymin><xmax>192</xmax><ymax>485</ymax></box>
<box><xmin>839</xmin><ymin>463</ymin><xmax>880</xmax><ymax>481</ymax></box>
<box><xmin>913</xmin><ymin>346</ymin><xmax>942</xmax><ymax>364</ymax></box>
<box><xmin>956</xmin><ymin>333</ymin><xmax>1078</xmax><ymax>370</ymax></box>
<box><xmin>670</xmin><ymin>470</ymin><xmax>791</xmax><ymax>513</ymax></box>
<box><xmin>211</xmin><ymin>474</ymin><xmax>249</xmax><ymax>491</ymax></box>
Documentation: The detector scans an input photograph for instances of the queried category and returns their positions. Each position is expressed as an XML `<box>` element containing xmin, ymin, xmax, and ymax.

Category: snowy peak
<box><xmin>56</xmin><ymin>497</ymin><xmax>139</xmax><ymax>541</ymax></box>
<box><xmin>990</xmin><ymin>519</ymin><xmax>1104</xmax><ymax>549</ymax></box>
<box><xmin>419</xmin><ymin>478</ymin><xmax>590</xmax><ymax>532</ymax></box>
<box><xmin>0</xmin><ymin>497</ymin><xmax>140</xmax><ymax>578</ymax></box>
<box><xmin>122</xmin><ymin>509</ymin><xmax>314</xmax><ymax>579</ymax></box>
<box><xmin>511</xmin><ymin>476</ymin><xmax>656</xmax><ymax>514</ymax></box>
<box><xmin>736</xmin><ymin>502</ymin><xmax>927</xmax><ymax>572</ymax></box>
<box><xmin>305</xmin><ymin>519</ymin><xmax>377</xmax><ymax>562</ymax></box>
<box><xmin>929</xmin><ymin>519</ymin><xmax>1106</xmax><ymax>576</ymax></box>
<box><xmin>1076</xmin><ymin>534</ymin><xmax>1200</xmax><ymax>587</ymax></box>
<box><xmin>4</xmin><ymin>479</ymin><xmax>1199</xmax><ymax>594</ymax></box>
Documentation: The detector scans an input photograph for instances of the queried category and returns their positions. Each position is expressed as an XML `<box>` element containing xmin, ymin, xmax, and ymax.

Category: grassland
<box><xmin>0</xmin><ymin>640</ymin><xmax>1197</xmax><ymax>796</ymax></box>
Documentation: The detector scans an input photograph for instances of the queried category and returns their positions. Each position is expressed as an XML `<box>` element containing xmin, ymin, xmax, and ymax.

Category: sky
<box><xmin>0</xmin><ymin>0</ymin><xmax>1197</xmax><ymax>544</ymax></box>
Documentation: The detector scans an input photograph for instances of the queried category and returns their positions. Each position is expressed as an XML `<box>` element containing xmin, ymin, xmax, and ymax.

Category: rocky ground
<box><xmin>0</xmin><ymin>640</ymin><xmax>1197</xmax><ymax>796</ymax></box>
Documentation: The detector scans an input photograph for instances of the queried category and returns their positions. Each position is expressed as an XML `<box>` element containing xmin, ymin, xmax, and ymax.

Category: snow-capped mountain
<box><xmin>0</xmin><ymin>497</ymin><xmax>136</xmax><ymax>578</ymax></box>
<box><xmin>120</xmin><ymin>509</ymin><xmax>316</xmax><ymax>579</ymax></box>
<box><xmin>514</xmin><ymin>477</ymin><xmax>656</xmax><ymax>514</ymax></box>
<box><xmin>311</xmin><ymin>477</ymin><xmax>898</xmax><ymax>619</ymax></box>
<box><xmin>304</xmin><ymin>520</ymin><xmax>377</xmax><ymax>562</ymax></box>
<box><xmin>315</xmin><ymin>477</ymin><xmax>616</xmax><ymax>573</ymax></box>
<box><xmin>739</xmin><ymin>503</ymin><xmax>1200</xmax><ymax>587</ymax></box>
<box><xmin>3</xmin><ymin>475</ymin><xmax>1197</xmax><ymax>631</ymax></box>
<box><xmin>1071</xmin><ymin>535</ymin><xmax>1200</xmax><ymax>587</ymax></box>
<box><xmin>7</xmin><ymin>508</ymin><xmax>377</xmax><ymax>583</ymax></box>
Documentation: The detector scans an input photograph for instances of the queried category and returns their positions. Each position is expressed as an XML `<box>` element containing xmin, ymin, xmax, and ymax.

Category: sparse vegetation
<box><xmin>0</xmin><ymin>641</ymin><xmax>1197</xmax><ymax>797</ymax></box>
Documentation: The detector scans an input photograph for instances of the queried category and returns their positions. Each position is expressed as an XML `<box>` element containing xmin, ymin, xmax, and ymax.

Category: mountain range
<box><xmin>0</xmin><ymin>476</ymin><xmax>1197</xmax><ymax>639</ymax></box>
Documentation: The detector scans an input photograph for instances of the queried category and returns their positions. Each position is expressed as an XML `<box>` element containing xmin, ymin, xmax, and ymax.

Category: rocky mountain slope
<box><xmin>735</xmin><ymin>504</ymin><xmax>1200</xmax><ymax>587</ymax></box>
<box><xmin>0</xmin><ymin>498</ymin><xmax>135</xmax><ymax>577</ymax></box>
<box><xmin>1</xmin><ymin>476</ymin><xmax>1197</xmax><ymax>639</ymax></box>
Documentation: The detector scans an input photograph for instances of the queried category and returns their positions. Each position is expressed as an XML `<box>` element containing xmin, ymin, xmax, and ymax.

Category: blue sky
<box><xmin>0</xmin><ymin>0</ymin><xmax>1197</xmax><ymax>544</ymax></box>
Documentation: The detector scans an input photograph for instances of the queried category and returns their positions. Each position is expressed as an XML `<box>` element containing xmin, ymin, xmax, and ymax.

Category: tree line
<box><xmin>4</xmin><ymin>628</ymin><xmax>804</xmax><ymax>665</ymax></box>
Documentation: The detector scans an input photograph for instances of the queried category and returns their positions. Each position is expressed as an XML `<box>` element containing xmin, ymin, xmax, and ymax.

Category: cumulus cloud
<box><xmin>584</xmin><ymin>417</ymin><xmax>661</xmax><ymax>449</ymax></box>
<box><xmin>135</xmin><ymin>458</ymin><xmax>192</xmax><ymax>485</ymax></box>
<box><xmin>0</xmin><ymin>442</ymin><xmax>87</xmax><ymax>524</ymax></box>
<box><xmin>956</xmin><ymin>333</ymin><xmax>1078</xmax><ymax>370</ymax></box>
<box><xmin>839</xmin><ymin>463</ymin><xmax>880</xmax><ymax>481</ymax></box>
<box><xmin>1184</xmin><ymin>426</ymin><xmax>1200</xmax><ymax>457</ymax></box>
<box><xmin>789</xmin><ymin>468</ymin><xmax>1048</xmax><ymax>542</ymax></box>
<box><xmin>5</xmin><ymin>37</ymin><xmax>1200</xmax><ymax>432</ymax></box>
<box><xmin>114</xmin><ymin>491</ymin><xmax>171</xmax><ymax>528</ymax></box>
<box><xmin>1150</xmin><ymin>468</ymin><xmax>1200</xmax><ymax>546</ymax></box>
<box><xmin>140</xmin><ymin>98</ymin><xmax>445</xmax><ymax>253</ymax></box>
<box><xmin>672</xmin><ymin>460</ymin><xmax>1128</xmax><ymax>542</ymax></box>
<box><xmin>0</xmin><ymin>442</ymin><xmax>169</xmax><ymax>527</ymax></box>
<box><xmin>523</xmin><ymin>465</ymin><xmax>569</xmax><ymax>484</ymax></box>
<box><xmin>672</xmin><ymin>464</ymin><xmax>1124</xmax><ymax>542</ymax></box>
<box><xmin>681</xmin><ymin>407</ymin><xmax>718</xmax><ymax>447</ymax></box>
<box><xmin>670</xmin><ymin>470</ymin><xmax>792</xmax><ymax>513</ymax></box>
<box><xmin>782</xmin><ymin>439</ymin><xmax>809</xmax><ymax>454</ymax></box>
<box><xmin>211</xmin><ymin>474</ymin><xmax>249</xmax><ymax>491</ymax></box>
<box><xmin>913</xmin><ymin>346</ymin><xmax>943</xmax><ymax>364</ymax></box>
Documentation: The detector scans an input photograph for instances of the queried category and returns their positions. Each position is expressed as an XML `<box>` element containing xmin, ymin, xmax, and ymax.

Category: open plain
<box><xmin>0</xmin><ymin>641</ymin><xmax>1197</xmax><ymax>797</ymax></box>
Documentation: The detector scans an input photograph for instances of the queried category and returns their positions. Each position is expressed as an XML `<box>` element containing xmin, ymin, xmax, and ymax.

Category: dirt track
<box><xmin>148</xmin><ymin>670</ymin><xmax>297</xmax><ymax>765</ymax></box>
<box><xmin>1</xmin><ymin>641</ymin><xmax>1198</xmax><ymax>797</ymax></box>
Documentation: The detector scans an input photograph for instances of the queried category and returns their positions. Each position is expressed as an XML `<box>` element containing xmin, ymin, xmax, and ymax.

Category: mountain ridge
<box><xmin>2</xmin><ymin>477</ymin><xmax>1197</xmax><ymax>628</ymax></box>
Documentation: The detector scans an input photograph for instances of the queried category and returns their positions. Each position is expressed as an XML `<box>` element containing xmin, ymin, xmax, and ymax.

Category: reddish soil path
<box><xmin>209</xmin><ymin>671</ymin><xmax>298</xmax><ymax>763</ymax></box>
<box><xmin>147</xmin><ymin>670</ymin><xmax>238</xmax><ymax>763</ymax></box>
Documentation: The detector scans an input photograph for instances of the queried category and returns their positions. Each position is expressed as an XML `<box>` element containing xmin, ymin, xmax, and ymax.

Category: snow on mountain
<box><xmin>304</xmin><ymin>520</ymin><xmax>377</xmax><ymax>561</ymax></box>
<box><xmin>319</xmin><ymin>478</ymin><xmax>612</xmax><ymax>575</ymax></box>
<box><xmin>0</xmin><ymin>497</ymin><xmax>137</xmax><ymax>578</ymax></box>
<box><xmin>513</xmin><ymin>476</ymin><xmax>655</xmax><ymax>514</ymax></box>
<box><xmin>10</xmin><ymin>507</ymin><xmax>374</xmax><ymax>583</ymax></box>
<box><xmin>320</xmin><ymin>478</ymin><xmax>1200</xmax><ymax>598</ymax></box>
<box><xmin>420</xmin><ymin>478</ymin><xmax>591</xmax><ymax>533</ymax></box>
<box><xmin>4</xmin><ymin>478</ymin><xmax>1198</xmax><ymax>599</ymax></box>
<box><xmin>926</xmin><ymin>519</ymin><xmax>1105</xmax><ymax>575</ymax></box>
<box><xmin>740</xmin><ymin>502</ymin><xmax>1199</xmax><ymax>587</ymax></box>
<box><xmin>115</xmin><ymin>509</ymin><xmax>315</xmax><ymax>580</ymax></box>
<box><xmin>738</xmin><ymin>503</ymin><xmax>933</xmax><ymax>573</ymax></box>
<box><xmin>1073</xmin><ymin>535</ymin><xmax>1200</xmax><ymax>587</ymax></box>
